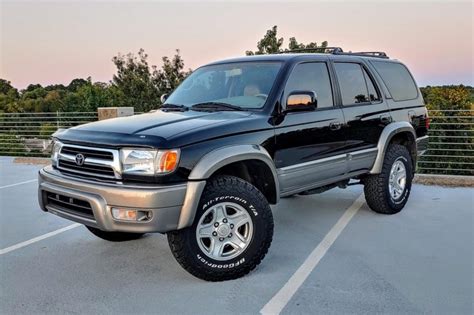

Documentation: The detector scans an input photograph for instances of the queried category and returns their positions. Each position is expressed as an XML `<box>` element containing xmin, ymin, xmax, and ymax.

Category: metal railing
<box><xmin>417</xmin><ymin>109</ymin><xmax>473</xmax><ymax>176</ymax></box>
<box><xmin>1</xmin><ymin>110</ymin><xmax>472</xmax><ymax>176</ymax></box>
<box><xmin>0</xmin><ymin>112</ymin><xmax>97</xmax><ymax>157</ymax></box>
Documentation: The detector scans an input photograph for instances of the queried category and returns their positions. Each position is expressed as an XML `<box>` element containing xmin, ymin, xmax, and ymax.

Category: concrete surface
<box><xmin>0</xmin><ymin>156</ymin><xmax>472</xmax><ymax>314</ymax></box>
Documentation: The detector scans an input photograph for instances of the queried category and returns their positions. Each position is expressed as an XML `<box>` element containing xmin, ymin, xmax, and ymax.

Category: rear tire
<box><xmin>167</xmin><ymin>175</ymin><xmax>274</xmax><ymax>281</ymax></box>
<box><xmin>85</xmin><ymin>226</ymin><xmax>145</xmax><ymax>242</ymax></box>
<box><xmin>364</xmin><ymin>144</ymin><xmax>413</xmax><ymax>215</ymax></box>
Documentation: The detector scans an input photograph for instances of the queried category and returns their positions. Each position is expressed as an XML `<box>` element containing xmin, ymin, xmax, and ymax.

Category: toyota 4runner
<box><xmin>38</xmin><ymin>48</ymin><xmax>429</xmax><ymax>281</ymax></box>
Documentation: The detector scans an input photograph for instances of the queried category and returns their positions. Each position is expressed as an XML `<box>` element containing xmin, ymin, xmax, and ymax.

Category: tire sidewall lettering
<box><xmin>202</xmin><ymin>195</ymin><xmax>258</xmax><ymax>216</ymax></box>
<box><xmin>197</xmin><ymin>254</ymin><xmax>246</xmax><ymax>269</ymax></box>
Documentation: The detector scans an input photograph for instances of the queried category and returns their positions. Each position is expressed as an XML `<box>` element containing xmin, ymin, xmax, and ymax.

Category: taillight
<box><xmin>425</xmin><ymin>116</ymin><xmax>430</xmax><ymax>130</ymax></box>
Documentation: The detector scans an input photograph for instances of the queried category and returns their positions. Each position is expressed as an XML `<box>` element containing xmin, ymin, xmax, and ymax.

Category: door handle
<box><xmin>329</xmin><ymin>122</ymin><xmax>342</xmax><ymax>131</ymax></box>
<box><xmin>379</xmin><ymin>114</ymin><xmax>391</xmax><ymax>123</ymax></box>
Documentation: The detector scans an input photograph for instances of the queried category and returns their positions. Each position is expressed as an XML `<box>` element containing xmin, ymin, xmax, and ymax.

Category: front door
<box><xmin>273</xmin><ymin>61</ymin><xmax>346</xmax><ymax>195</ymax></box>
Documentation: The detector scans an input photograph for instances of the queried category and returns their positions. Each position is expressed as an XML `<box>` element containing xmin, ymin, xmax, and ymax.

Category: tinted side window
<box><xmin>284</xmin><ymin>62</ymin><xmax>333</xmax><ymax>108</ymax></box>
<box><xmin>334</xmin><ymin>63</ymin><xmax>369</xmax><ymax>105</ymax></box>
<box><xmin>371</xmin><ymin>61</ymin><xmax>418</xmax><ymax>101</ymax></box>
<box><xmin>363</xmin><ymin>68</ymin><xmax>381</xmax><ymax>102</ymax></box>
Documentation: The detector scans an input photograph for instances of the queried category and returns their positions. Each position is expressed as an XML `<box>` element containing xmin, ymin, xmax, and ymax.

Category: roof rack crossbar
<box><xmin>280</xmin><ymin>47</ymin><xmax>389</xmax><ymax>59</ymax></box>
<box><xmin>349</xmin><ymin>51</ymin><xmax>388</xmax><ymax>57</ymax></box>
<box><xmin>280</xmin><ymin>47</ymin><xmax>344</xmax><ymax>54</ymax></box>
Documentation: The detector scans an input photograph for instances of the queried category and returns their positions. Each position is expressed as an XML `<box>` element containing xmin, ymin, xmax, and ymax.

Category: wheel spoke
<box><xmin>395</xmin><ymin>186</ymin><xmax>403</xmax><ymax>196</ymax></box>
<box><xmin>230</xmin><ymin>212</ymin><xmax>250</xmax><ymax>229</ymax></box>
<box><xmin>209</xmin><ymin>239</ymin><xmax>225</xmax><ymax>257</ymax></box>
<box><xmin>229</xmin><ymin>234</ymin><xmax>247</xmax><ymax>250</ymax></box>
<box><xmin>398</xmin><ymin>170</ymin><xmax>406</xmax><ymax>182</ymax></box>
<box><xmin>198</xmin><ymin>224</ymin><xmax>214</xmax><ymax>237</ymax></box>
<box><xmin>213</xmin><ymin>205</ymin><xmax>227</xmax><ymax>223</ymax></box>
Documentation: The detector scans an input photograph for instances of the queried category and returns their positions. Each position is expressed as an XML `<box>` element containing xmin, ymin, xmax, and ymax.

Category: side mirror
<box><xmin>160</xmin><ymin>94</ymin><xmax>169</xmax><ymax>103</ymax></box>
<box><xmin>286</xmin><ymin>91</ymin><xmax>317</xmax><ymax>112</ymax></box>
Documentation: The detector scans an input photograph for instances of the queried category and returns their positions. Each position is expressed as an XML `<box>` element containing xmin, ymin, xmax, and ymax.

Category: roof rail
<box><xmin>280</xmin><ymin>47</ymin><xmax>389</xmax><ymax>59</ymax></box>
<box><xmin>280</xmin><ymin>47</ymin><xmax>344</xmax><ymax>54</ymax></box>
<box><xmin>334</xmin><ymin>51</ymin><xmax>389</xmax><ymax>59</ymax></box>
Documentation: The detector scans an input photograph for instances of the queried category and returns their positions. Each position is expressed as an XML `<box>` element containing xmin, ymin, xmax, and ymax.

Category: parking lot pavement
<box><xmin>0</xmin><ymin>157</ymin><xmax>71</xmax><ymax>248</ymax></box>
<box><xmin>0</xmin><ymin>159</ymin><xmax>472</xmax><ymax>315</ymax></box>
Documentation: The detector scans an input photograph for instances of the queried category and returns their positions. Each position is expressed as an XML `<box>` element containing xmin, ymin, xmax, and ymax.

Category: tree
<box><xmin>23</xmin><ymin>84</ymin><xmax>42</xmax><ymax>93</ymax></box>
<box><xmin>418</xmin><ymin>85</ymin><xmax>473</xmax><ymax>175</ymax></box>
<box><xmin>0</xmin><ymin>79</ymin><xmax>20</xmax><ymax>112</ymax></box>
<box><xmin>246</xmin><ymin>25</ymin><xmax>329</xmax><ymax>55</ymax></box>
<box><xmin>288</xmin><ymin>37</ymin><xmax>328</xmax><ymax>53</ymax></box>
<box><xmin>246</xmin><ymin>26</ymin><xmax>283</xmax><ymax>55</ymax></box>
<box><xmin>111</xmin><ymin>48</ymin><xmax>191</xmax><ymax>112</ymax></box>
<box><xmin>111</xmin><ymin>48</ymin><xmax>161</xmax><ymax>112</ymax></box>
<box><xmin>67</xmin><ymin>78</ymin><xmax>89</xmax><ymax>92</ymax></box>
<box><xmin>0</xmin><ymin>79</ymin><xmax>17</xmax><ymax>95</ymax></box>
<box><xmin>152</xmin><ymin>49</ymin><xmax>191</xmax><ymax>95</ymax></box>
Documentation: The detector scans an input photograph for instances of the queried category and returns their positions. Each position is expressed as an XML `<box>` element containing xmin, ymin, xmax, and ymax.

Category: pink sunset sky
<box><xmin>1</xmin><ymin>0</ymin><xmax>473</xmax><ymax>89</ymax></box>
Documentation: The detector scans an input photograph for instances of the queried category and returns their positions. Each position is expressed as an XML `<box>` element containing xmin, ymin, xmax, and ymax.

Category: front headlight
<box><xmin>51</xmin><ymin>140</ymin><xmax>63</xmax><ymax>167</ymax></box>
<box><xmin>120</xmin><ymin>148</ymin><xmax>180</xmax><ymax>176</ymax></box>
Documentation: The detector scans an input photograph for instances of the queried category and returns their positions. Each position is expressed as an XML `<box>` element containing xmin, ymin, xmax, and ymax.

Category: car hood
<box><xmin>56</xmin><ymin>110</ymin><xmax>258</xmax><ymax>148</ymax></box>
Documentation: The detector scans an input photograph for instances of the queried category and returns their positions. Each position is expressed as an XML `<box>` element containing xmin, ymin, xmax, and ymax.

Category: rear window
<box><xmin>371</xmin><ymin>61</ymin><xmax>418</xmax><ymax>101</ymax></box>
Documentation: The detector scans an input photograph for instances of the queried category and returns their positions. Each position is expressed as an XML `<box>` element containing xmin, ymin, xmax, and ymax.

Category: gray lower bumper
<box><xmin>38</xmin><ymin>166</ymin><xmax>205</xmax><ymax>233</ymax></box>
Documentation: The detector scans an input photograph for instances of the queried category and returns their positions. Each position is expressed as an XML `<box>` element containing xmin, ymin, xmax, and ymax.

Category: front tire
<box><xmin>364</xmin><ymin>144</ymin><xmax>413</xmax><ymax>214</ymax></box>
<box><xmin>85</xmin><ymin>226</ymin><xmax>145</xmax><ymax>242</ymax></box>
<box><xmin>167</xmin><ymin>176</ymin><xmax>274</xmax><ymax>281</ymax></box>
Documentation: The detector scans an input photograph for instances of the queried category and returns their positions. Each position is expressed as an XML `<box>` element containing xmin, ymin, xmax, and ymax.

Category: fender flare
<box><xmin>370</xmin><ymin>121</ymin><xmax>417</xmax><ymax>174</ymax></box>
<box><xmin>177</xmin><ymin>145</ymin><xmax>279</xmax><ymax>229</ymax></box>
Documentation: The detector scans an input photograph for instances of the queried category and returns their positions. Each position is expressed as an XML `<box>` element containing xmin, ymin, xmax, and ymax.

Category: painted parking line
<box><xmin>0</xmin><ymin>179</ymin><xmax>37</xmax><ymax>189</ymax></box>
<box><xmin>260</xmin><ymin>194</ymin><xmax>366</xmax><ymax>315</ymax></box>
<box><xmin>0</xmin><ymin>223</ymin><xmax>81</xmax><ymax>255</ymax></box>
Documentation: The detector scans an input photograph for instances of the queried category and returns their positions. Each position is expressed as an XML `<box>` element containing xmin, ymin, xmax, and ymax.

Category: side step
<box><xmin>298</xmin><ymin>179</ymin><xmax>361</xmax><ymax>196</ymax></box>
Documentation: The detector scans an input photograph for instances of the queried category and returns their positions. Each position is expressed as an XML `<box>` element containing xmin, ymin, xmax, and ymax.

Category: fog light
<box><xmin>111</xmin><ymin>208</ymin><xmax>151</xmax><ymax>221</ymax></box>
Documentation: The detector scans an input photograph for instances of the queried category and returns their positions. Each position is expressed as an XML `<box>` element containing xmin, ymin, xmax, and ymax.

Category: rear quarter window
<box><xmin>371</xmin><ymin>61</ymin><xmax>418</xmax><ymax>101</ymax></box>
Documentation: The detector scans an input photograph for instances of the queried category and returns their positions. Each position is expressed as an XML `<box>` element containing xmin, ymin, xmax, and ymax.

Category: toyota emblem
<box><xmin>75</xmin><ymin>154</ymin><xmax>85</xmax><ymax>166</ymax></box>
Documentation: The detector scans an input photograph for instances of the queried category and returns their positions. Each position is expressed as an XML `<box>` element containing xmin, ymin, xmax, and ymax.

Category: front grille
<box><xmin>58</xmin><ymin>160</ymin><xmax>115</xmax><ymax>177</ymax></box>
<box><xmin>61</xmin><ymin>146</ymin><xmax>113</xmax><ymax>160</ymax></box>
<box><xmin>45</xmin><ymin>192</ymin><xmax>94</xmax><ymax>220</ymax></box>
<box><xmin>57</xmin><ymin>144</ymin><xmax>120</xmax><ymax>180</ymax></box>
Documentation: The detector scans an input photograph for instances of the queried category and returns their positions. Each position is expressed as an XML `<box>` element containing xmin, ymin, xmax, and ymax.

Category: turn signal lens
<box><xmin>157</xmin><ymin>150</ymin><xmax>179</xmax><ymax>173</ymax></box>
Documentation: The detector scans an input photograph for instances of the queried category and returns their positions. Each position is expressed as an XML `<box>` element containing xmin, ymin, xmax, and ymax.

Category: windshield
<box><xmin>165</xmin><ymin>62</ymin><xmax>282</xmax><ymax>109</ymax></box>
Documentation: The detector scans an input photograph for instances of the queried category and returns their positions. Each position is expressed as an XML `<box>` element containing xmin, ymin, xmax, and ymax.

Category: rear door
<box><xmin>273</xmin><ymin>61</ymin><xmax>346</xmax><ymax>194</ymax></box>
<box><xmin>332</xmin><ymin>60</ymin><xmax>390</xmax><ymax>173</ymax></box>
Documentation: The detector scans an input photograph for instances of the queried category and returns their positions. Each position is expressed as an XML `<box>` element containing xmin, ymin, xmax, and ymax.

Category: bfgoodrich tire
<box><xmin>364</xmin><ymin>144</ymin><xmax>413</xmax><ymax>215</ymax></box>
<box><xmin>85</xmin><ymin>226</ymin><xmax>145</xmax><ymax>242</ymax></box>
<box><xmin>167</xmin><ymin>175</ymin><xmax>274</xmax><ymax>281</ymax></box>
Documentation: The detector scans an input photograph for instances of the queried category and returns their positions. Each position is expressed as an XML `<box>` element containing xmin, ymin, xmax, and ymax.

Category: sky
<box><xmin>1</xmin><ymin>0</ymin><xmax>473</xmax><ymax>89</ymax></box>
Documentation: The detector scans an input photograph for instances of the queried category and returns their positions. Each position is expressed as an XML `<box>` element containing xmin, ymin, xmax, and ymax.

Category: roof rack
<box><xmin>281</xmin><ymin>47</ymin><xmax>344</xmax><ymax>54</ymax></box>
<box><xmin>280</xmin><ymin>47</ymin><xmax>389</xmax><ymax>59</ymax></box>
<box><xmin>336</xmin><ymin>51</ymin><xmax>389</xmax><ymax>59</ymax></box>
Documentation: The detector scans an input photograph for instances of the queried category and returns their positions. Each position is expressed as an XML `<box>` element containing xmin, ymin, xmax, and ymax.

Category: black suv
<box><xmin>38</xmin><ymin>49</ymin><xmax>429</xmax><ymax>281</ymax></box>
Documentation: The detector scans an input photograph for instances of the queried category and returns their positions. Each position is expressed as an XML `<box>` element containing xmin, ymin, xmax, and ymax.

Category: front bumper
<box><xmin>38</xmin><ymin>166</ymin><xmax>205</xmax><ymax>233</ymax></box>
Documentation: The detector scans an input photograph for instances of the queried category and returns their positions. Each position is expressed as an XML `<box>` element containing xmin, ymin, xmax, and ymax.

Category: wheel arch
<box><xmin>178</xmin><ymin>145</ymin><xmax>279</xmax><ymax>229</ymax></box>
<box><xmin>370</xmin><ymin>121</ymin><xmax>417</xmax><ymax>174</ymax></box>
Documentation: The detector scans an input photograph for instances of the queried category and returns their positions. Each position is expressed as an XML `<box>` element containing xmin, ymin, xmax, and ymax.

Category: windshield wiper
<box><xmin>161</xmin><ymin>103</ymin><xmax>189</xmax><ymax>112</ymax></box>
<box><xmin>191</xmin><ymin>102</ymin><xmax>245</xmax><ymax>112</ymax></box>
